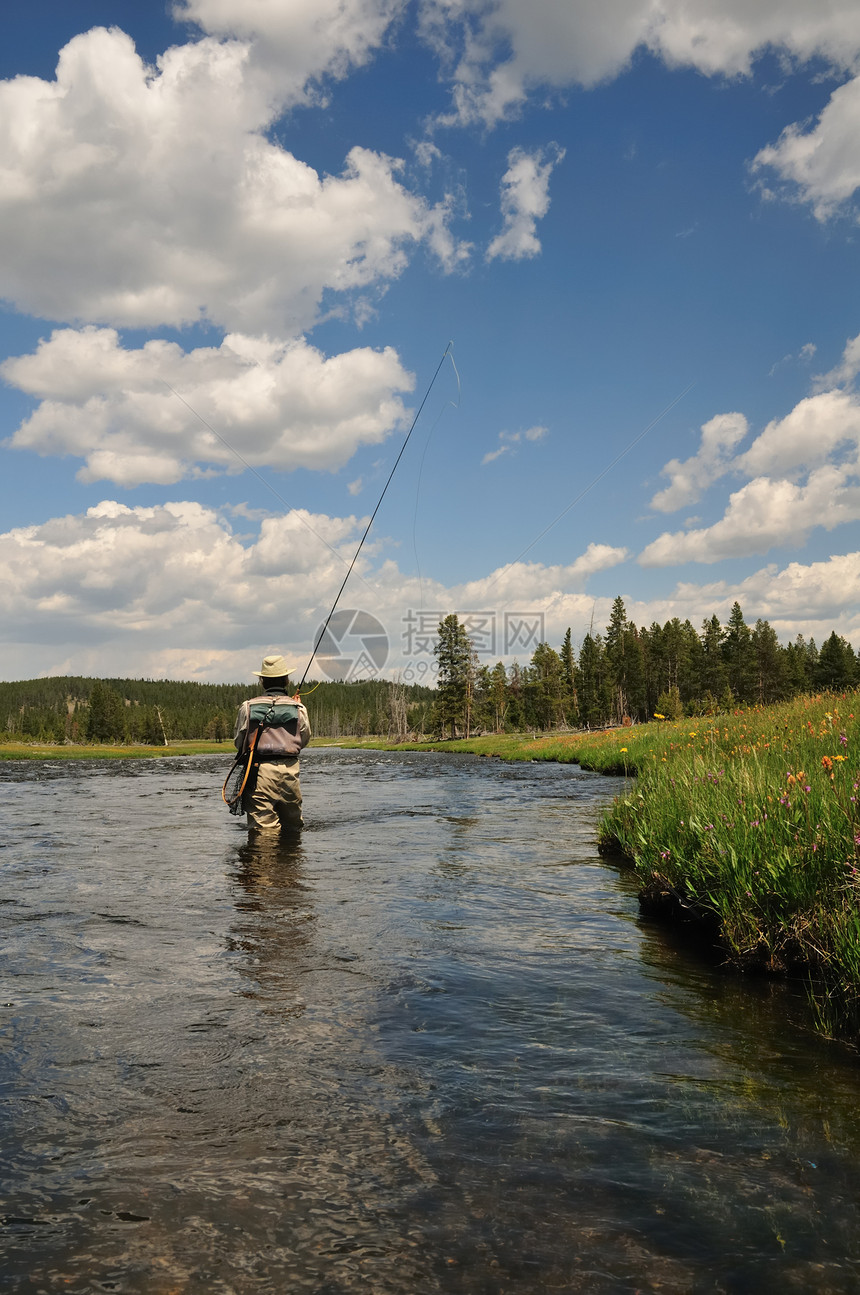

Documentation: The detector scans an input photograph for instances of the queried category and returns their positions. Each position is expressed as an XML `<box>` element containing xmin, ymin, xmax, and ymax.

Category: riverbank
<box><xmin>318</xmin><ymin>730</ymin><xmax>637</xmax><ymax>773</ymax></box>
<box><xmin>596</xmin><ymin>693</ymin><xmax>860</xmax><ymax>1041</ymax></box>
<box><xmin>0</xmin><ymin>739</ymin><xmax>233</xmax><ymax>760</ymax></box>
<box><xmin>0</xmin><ymin>732</ymin><xmax>635</xmax><ymax>767</ymax></box>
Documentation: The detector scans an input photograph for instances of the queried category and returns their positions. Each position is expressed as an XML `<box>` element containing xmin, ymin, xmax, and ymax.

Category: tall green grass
<box><xmin>598</xmin><ymin>693</ymin><xmax>860</xmax><ymax>1041</ymax></box>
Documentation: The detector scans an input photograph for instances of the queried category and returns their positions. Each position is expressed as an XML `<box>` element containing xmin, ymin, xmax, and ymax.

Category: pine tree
<box><xmin>578</xmin><ymin>634</ymin><xmax>612</xmax><ymax>728</ymax></box>
<box><xmin>655</xmin><ymin>685</ymin><xmax>684</xmax><ymax>720</ymax></box>
<box><xmin>678</xmin><ymin>619</ymin><xmax>703</xmax><ymax>706</ymax></box>
<box><xmin>751</xmin><ymin>618</ymin><xmax>786</xmax><ymax>703</ymax></box>
<box><xmin>721</xmin><ymin>602</ymin><xmax>756</xmax><ymax>704</ymax></box>
<box><xmin>700</xmin><ymin>615</ymin><xmax>729</xmax><ymax>698</ymax></box>
<box><xmin>815</xmin><ymin>632</ymin><xmax>857</xmax><ymax>690</ymax></box>
<box><xmin>433</xmin><ymin>614</ymin><xmax>473</xmax><ymax>738</ymax></box>
<box><xmin>784</xmin><ymin>634</ymin><xmax>813</xmax><ymax>695</ymax></box>
<box><xmin>86</xmin><ymin>682</ymin><xmax>126</xmax><ymax>742</ymax></box>
<box><xmin>623</xmin><ymin>624</ymin><xmax>647</xmax><ymax>720</ymax></box>
<box><xmin>463</xmin><ymin>645</ymin><xmax>480</xmax><ymax>738</ymax></box>
<box><xmin>530</xmin><ymin>642</ymin><xmax>565</xmax><ymax>730</ymax></box>
<box><xmin>506</xmin><ymin>661</ymin><xmax>525</xmax><ymax>730</ymax></box>
<box><xmin>560</xmin><ymin>628</ymin><xmax>579</xmax><ymax>726</ymax></box>
<box><xmin>486</xmin><ymin>663</ymin><xmax>507</xmax><ymax>735</ymax></box>
<box><xmin>604</xmin><ymin>597</ymin><xmax>629</xmax><ymax>722</ymax></box>
<box><xmin>640</xmin><ymin>623</ymin><xmax>662</xmax><ymax>717</ymax></box>
<box><xmin>662</xmin><ymin>618</ymin><xmax>693</xmax><ymax>697</ymax></box>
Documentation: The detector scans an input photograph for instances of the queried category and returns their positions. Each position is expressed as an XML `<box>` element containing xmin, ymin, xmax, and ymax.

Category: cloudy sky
<box><xmin>2</xmin><ymin>0</ymin><xmax>860</xmax><ymax>684</ymax></box>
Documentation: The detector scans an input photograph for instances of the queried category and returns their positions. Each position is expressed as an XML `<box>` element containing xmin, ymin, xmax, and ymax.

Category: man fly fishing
<box><xmin>232</xmin><ymin>654</ymin><xmax>312</xmax><ymax>833</ymax></box>
<box><xmin>213</xmin><ymin>343</ymin><xmax>458</xmax><ymax>828</ymax></box>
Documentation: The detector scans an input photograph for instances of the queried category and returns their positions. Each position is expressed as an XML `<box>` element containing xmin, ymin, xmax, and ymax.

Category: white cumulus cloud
<box><xmin>175</xmin><ymin>0</ymin><xmax>404</xmax><ymax>102</ymax></box>
<box><xmin>486</xmin><ymin>145</ymin><xmax>564</xmax><ymax>261</ymax></box>
<box><xmin>1</xmin><ymin>499</ymin><xmax>856</xmax><ymax>680</ymax></box>
<box><xmin>0</xmin><ymin>26</ymin><xmax>462</xmax><ymax>333</ymax></box>
<box><xmin>0</xmin><ymin>501</ymin><xmax>628</xmax><ymax>679</ymax></box>
<box><xmin>2</xmin><ymin>328</ymin><xmax>414</xmax><ymax>486</ymax></box>
<box><xmin>0</xmin><ymin>501</ymin><xmax>368</xmax><ymax>659</ymax></box>
<box><xmin>816</xmin><ymin>331</ymin><xmax>860</xmax><ymax>388</ymax></box>
<box><xmin>639</xmin><ymin>466</ymin><xmax>860</xmax><ymax>566</ymax></box>
<box><xmin>421</xmin><ymin>0</ymin><xmax>860</xmax><ymax>127</ymax></box>
<box><xmin>651</xmin><ymin>412</ymin><xmax>748</xmax><ymax>512</ymax></box>
<box><xmin>753</xmin><ymin>73</ymin><xmax>860</xmax><ymax>222</ymax></box>
<box><xmin>645</xmin><ymin>386</ymin><xmax>860</xmax><ymax>561</ymax></box>
<box><xmin>736</xmin><ymin>389</ymin><xmax>860</xmax><ymax>477</ymax></box>
<box><xmin>665</xmin><ymin>551</ymin><xmax>860</xmax><ymax>635</ymax></box>
<box><xmin>454</xmin><ymin>542</ymin><xmax>629</xmax><ymax>605</ymax></box>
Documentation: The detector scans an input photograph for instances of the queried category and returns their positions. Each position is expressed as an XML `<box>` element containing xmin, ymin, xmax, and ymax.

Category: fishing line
<box><xmin>483</xmin><ymin>381</ymin><xmax>695</xmax><ymax>603</ymax></box>
<box><xmin>297</xmin><ymin>341</ymin><xmax>456</xmax><ymax>689</ymax></box>
<box><xmin>411</xmin><ymin>347</ymin><xmax>461</xmax><ymax>609</ymax></box>
<box><xmin>161</xmin><ymin>380</ymin><xmax>379</xmax><ymax>600</ymax></box>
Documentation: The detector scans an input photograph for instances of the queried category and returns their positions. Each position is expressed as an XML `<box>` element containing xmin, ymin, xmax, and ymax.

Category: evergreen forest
<box><xmin>1</xmin><ymin>598</ymin><xmax>856</xmax><ymax>743</ymax></box>
<box><xmin>0</xmin><ymin>676</ymin><xmax>435</xmax><ymax>744</ymax></box>
<box><xmin>433</xmin><ymin>598</ymin><xmax>857</xmax><ymax>736</ymax></box>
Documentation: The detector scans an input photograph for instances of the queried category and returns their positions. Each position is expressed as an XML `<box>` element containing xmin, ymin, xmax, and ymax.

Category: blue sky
<box><xmin>1</xmin><ymin>0</ymin><xmax>859</xmax><ymax>683</ymax></box>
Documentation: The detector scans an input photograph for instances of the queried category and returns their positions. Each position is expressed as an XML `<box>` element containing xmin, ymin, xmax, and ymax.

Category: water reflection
<box><xmin>227</xmin><ymin>834</ymin><xmax>314</xmax><ymax>1022</ymax></box>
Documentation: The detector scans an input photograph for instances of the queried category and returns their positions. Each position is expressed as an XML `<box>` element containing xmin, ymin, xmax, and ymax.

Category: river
<box><xmin>2</xmin><ymin>748</ymin><xmax>860</xmax><ymax>1293</ymax></box>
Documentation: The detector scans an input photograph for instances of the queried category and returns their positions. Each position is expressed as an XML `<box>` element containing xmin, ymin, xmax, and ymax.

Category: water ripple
<box><xmin>2</xmin><ymin>749</ymin><xmax>860</xmax><ymax>1292</ymax></box>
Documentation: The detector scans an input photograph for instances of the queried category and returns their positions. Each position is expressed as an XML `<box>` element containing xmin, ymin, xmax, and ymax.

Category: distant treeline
<box><xmin>434</xmin><ymin>599</ymin><xmax>859</xmax><ymax>736</ymax></box>
<box><xmin>568</xmin><ymin>598</ymin><xmax>858</xmax><ymax>726</ymax></box>
<box><xmin>2</xmin><ymin>598</ymin><xmax>857</xmax><ymax>743</ymax></box>
<box><xmin>0</xmin><ymin>676</ymin><xmax>435</xmax><ymax>744</ymax></box>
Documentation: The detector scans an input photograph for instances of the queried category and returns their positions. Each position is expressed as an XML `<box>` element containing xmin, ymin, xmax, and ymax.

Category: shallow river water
<box><xmin>3</xmin><ymin>748</ymin><xmax>860</xmax><ymax>1294</ymax></box>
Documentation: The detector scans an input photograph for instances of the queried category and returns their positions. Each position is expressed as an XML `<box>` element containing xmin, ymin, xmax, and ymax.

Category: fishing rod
<box><xmin>412</xmin><ymin>349</ymin><xmax>461</xmax><ymax>610</ymax></box>
<box><xmin>297</xmin><ymin>341</ymin><xmax>457</xmax><ymax>690</ymax></box>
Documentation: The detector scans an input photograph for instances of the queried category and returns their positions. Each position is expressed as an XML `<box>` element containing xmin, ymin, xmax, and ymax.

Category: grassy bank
<box><xmin>596</xmin><ymin>693</ymin><xmax>860</xmax><ymax>1042</ymax></box>
<box><xmin>0</xmin><ymin>740</ymin><xmax>235</xmax><ymax>760</ymax></box>
<box><xmin>316</xmin><ymin>731</ymin><xmax>638</xmax><ymax>772</ymax></box>
<box><xmin>0</xmin><ymin>732</ymin><xmax>637</xmax><ymax>765</ymax></box>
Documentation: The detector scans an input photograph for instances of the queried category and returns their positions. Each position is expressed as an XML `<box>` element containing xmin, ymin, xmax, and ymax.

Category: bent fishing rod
<box><xmin>297</xmin><ymin>341</ymin><xmax>456</xmax><ymax>691</ymax></box>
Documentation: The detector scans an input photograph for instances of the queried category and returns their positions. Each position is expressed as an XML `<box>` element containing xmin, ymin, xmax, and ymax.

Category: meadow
<box><xmin>0</xmin><ymin>740</ymin><xmax>231</xmax><ymax>760</ymax></box>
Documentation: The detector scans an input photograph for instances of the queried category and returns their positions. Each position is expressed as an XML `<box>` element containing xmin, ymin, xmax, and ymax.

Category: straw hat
<box><xmin>253</xmin><ymin>653</ymin><xmax>296</xmax><ymax>678</ymax></box>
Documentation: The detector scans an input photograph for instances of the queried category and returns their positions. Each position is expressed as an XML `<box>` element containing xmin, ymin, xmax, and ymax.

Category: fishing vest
<box><xmin>245</xmin><ymin>693</ymin><xmax>303</xmax><ymax>759</ymax></box>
